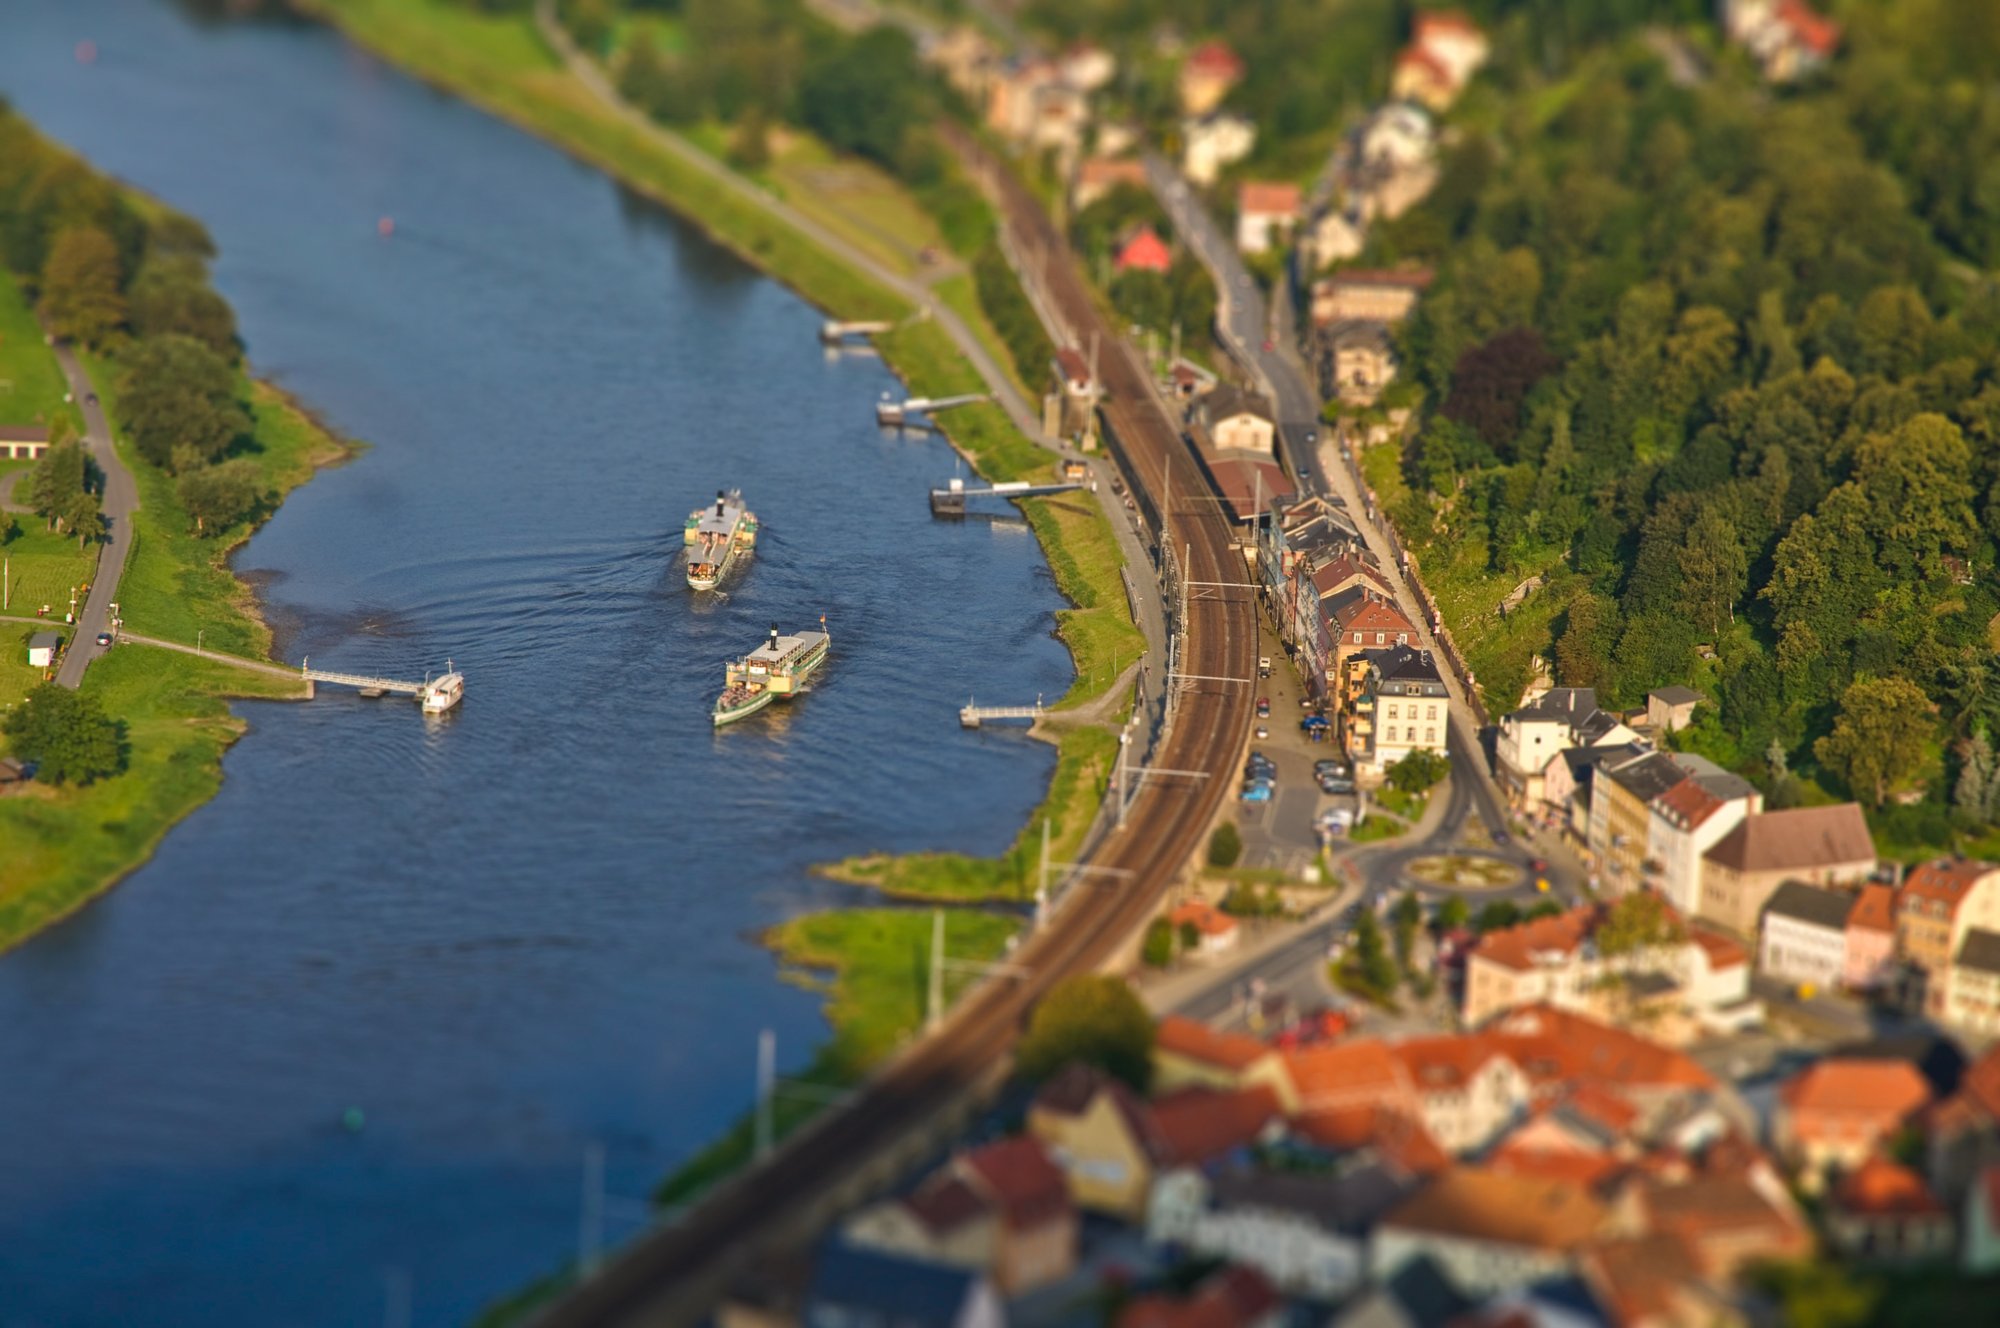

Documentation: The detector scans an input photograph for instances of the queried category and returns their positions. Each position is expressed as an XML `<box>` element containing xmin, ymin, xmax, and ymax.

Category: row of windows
<box><xmin>1386</xmin><ymin>728</ymin><xmax>1438</xmax><ymax>744</ymax></box>
<box><xmin>1384</xmin><ymin>704</ymin><xmax>1439</xmax><ymax>721</ymax></box>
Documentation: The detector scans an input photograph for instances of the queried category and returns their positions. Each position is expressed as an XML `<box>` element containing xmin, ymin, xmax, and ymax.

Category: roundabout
<box><xmin>1402</xmin><ymin>852</ymin><xmax>1525</xmax><ymax>891</ymax></box>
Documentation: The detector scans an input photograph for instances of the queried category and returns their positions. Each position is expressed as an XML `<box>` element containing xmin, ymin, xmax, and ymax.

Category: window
<box><xmin>1353</xmin><ymin>631</ymin><xmax>1361</xmax><ymax>644</ymax></box>
<box><xmin>1387</xmin><ymin>704</ymin><xmax>1398</xmax><ymax>720</ymax></box>
<box><xmin>1426</xmin><ymin>728</ymin><xmax>1436</xmax><ymax>743</ymax></box>
<box><xmin>1375</xmin><ymin>632</ymin><xmax>1385</xmax><ymax>645</ymax></box>
<box><xmin>1427</xmin><ymin>705</ymin><xmax>1438</xmax><ymax>719</ymax></box>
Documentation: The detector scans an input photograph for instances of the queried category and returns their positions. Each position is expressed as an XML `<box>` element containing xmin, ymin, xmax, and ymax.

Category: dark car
<box><xmin>1314</xmin><ymin>759</ymin><xmax>1350</xmax><ymax>777</ymax></box>
<box><xmin>1491</xmin><ymin>829</ymin><xmax>1510</xmax><ymax>847</ymax></box>
<box><xmin>95</xmin><ymin>632</ymin><xmax>112</xmax><ymax>647</ymax></box>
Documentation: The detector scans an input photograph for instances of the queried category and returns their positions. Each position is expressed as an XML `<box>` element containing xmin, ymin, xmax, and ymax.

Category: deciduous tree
<box><xmin>3</xmin><ymin>683</ymin><xmax>123</xmax><ymax>785</ymax></box>
<box><xmin>37</xmin><ymin>225</ymin><xmax>124</xmax><ymax>346</ymax></box>
<box><xmin>1815</xmin><ymin>675</ymin><xmax>1936</xmax><ymax>807</ymax></box>
<box><xmin>1014</xmin><ymin>974</ymin><xmax>1153</xmax><ymax>1090</ymax></box>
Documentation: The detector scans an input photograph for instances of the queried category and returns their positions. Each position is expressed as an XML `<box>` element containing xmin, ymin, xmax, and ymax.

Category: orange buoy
<box><xmin>75</xmin><ymin>40</ymin><xmax>98</xmax><ymax>65</ymax></box>
<box><xmin>377</xmin><ymin>215</ymin><xmax>395</xmax><ymax>237</ymax></box>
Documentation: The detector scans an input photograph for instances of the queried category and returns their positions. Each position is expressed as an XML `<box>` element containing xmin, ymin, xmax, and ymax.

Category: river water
<box><xmin>0</xmin><ymin>3</ymin><xmax>1072</xmax><ymax>1323</ymax></box>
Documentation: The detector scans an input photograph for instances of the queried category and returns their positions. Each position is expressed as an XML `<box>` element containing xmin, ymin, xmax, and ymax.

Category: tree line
<box><xmin>1358</xmin><ymin>3</ymin><xmax>2000</xmax><ymax>840</ymax></box>
<box><xmin>0</xmin><ymin>101</ymin><xmax>267</xmax><ymax>541</ymax></box>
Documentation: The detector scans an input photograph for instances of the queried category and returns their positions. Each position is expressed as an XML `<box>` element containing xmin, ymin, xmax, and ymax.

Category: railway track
<box><xmin>537</xmin><ymin>129</ymin><xmax>1256</xmax><ymax>1328</ymax></box>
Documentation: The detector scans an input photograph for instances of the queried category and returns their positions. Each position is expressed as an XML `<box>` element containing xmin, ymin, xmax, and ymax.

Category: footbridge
<box><xmin>818</xmin><ymin>319</ymin><xmax>894</xmax><ymax>344</ymax></box>
<box><xmin>929</xmin><ymin>476</ymin><xmax>1083</xmax><ymax>516</ymax></box>
<box><xmin>876</xmin><ymin>392</ymin><xmax>987</xmax><ymax>427</ymax></box>
<box><xmin>959</xmin><ymin>696</ymin><xmax>1046</xmax><ymax>728</ymax></box>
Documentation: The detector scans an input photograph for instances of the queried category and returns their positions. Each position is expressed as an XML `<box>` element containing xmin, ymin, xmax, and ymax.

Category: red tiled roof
<box><xmin>1309</xmin><ymin>551</ymin><xmax>1393</xmax><ymax>597</ymax></box>
<box><xmin>1328</xmin><ymin>268</ymin><xmax>1435</xmax><ymax>290</ymax></box>
<box><xmin>1151</xmin><ymin>1084</ymin><xmax>1280</xmax><ymax>1167</ymax></box>
<box><xmin>1294</xmin><ymin>1103</ymin><xmax>1450</xmax><ymax>1175</ymax></box>
<box><xmin>1284</xmin><ymin>1038</ymin><xmax>1408</xmax><ymax>1109</ymax></box>
<box><xmin>1115</xmin><ymin>224</ymin><xmax>1173</xmax><ymax>274</ymax></box>
<box><xmin>959</xmin><ymin>1136</ymin><xmax>1071</xmax><ymax>1230</ymax></box>
<box><xmin>1206</xmin><ymin>458</ymin><xmax>1293</xmax><ymax>523</ymax></box>
<box><xmin>1079</xmin><ymin>156</ymin><xmax>1148</xmax><ymax>189</ymax></box>
<box><xmin>1833</xmin><ymin>1156</ymin><xmax>1944</xmax><ymax>1217</ymax></box>
<box><xmin>1391</xmin><ymin>1033</ymin><xmax>1512</xmax><ymax>1093</ymax></box>
<box><xmin>1238</xmin><ymin>181</ymin><xmax>1302</xmax><ymax>217</ymax></box>
<box><xmin>1487</xmin><ymin>1006</ymin><xmax>1716</xmax><ymax>1091</ymax></box>
<box><xmin>1168</xmin><ymin>900</ymin><xmax>1237</xmax><ymax>937</ymax></box>
<box><xmin>1556</xmin><ymin>1082</ymin><xmax>1643</xmax><ymax>1135</ymax></box>
<box><xmin>1583</xmin><ymin>1232</ymin><xmax>1707</xmax><ymax>1327</ymax></box>
<box><xmin>1055</xmin><ymin>346</ymin><xmax>1092</xmax><ymax>385</ymax></box>
<box><xmin>1183</xmin><ymin>40</ymin><xmax>1245</xmax><ymax>80</ymax></box>
<box><xmin>1484</xmin><ymin>1143</ymin><xmax>1624</xmax><ymax>1190</ymax></box>
<box><xmin>1689</xmin><ymin>926</ymin><xmax>1747</xmax><ymax>970</ymax></box>
<box><xmin>1779</xmin><ymin>1058</ymin><xmax>1931</xmax><ymax>1121</ymax></box>
<box><xmin>1900</xmin><ymin>858</ymin><xmax>1998</xmax><ymax>920</ymax></box>
<box><xmin>1640</xmin><ymin>1174</ymin><xmax>1811</xmax><ymax>1274</ymax></box>
<box><xmin>1468</xmin><ymin>905</ymin><xmax>1598</xmax><ymax>974</ymax></box>
<box><xmin>1394</xmin><ymin>45</ymin><xmax>1452</xmax><ymax>85</ymax></box>
<box><xmin>1849</xmin><ymin>883</ymin><xmax>1897</xmax><ymax>934</ymax></box>
<box><xmin>903</xmin><ymin>1172</ymin><xmax>991</xmax><ymax>1236</ymax></box>
<box><xmin>1653</xmin><ymin>777</ymin><xmax>1730</xmax><ymax>831</ymax></box>
<box><xmin>1776</xmin><ymin>0</ymin><xmax>1841</xmax><ymax>57</ymax></box>
<box><xmin>1156</xmin><ymin>1014</ymin><xmax>1270</xmax><ymax>1072</ymax></box>
<box><xmin>1414</xmin><ymin>10</ymin><xmax>1483</xmax><ymax>40</ymax></box>
<box><xmin>1326</xmin><ymin>589</ymin><xmax>1415</xmax><ymax>638</ymax></box>
<box><xmin>1382</xmin><ymin>1167</ymin><xmax>1606</xmax><ymax>1249</ymax></box>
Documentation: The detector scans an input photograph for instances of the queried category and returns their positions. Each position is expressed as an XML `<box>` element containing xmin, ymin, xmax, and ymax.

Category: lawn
<box><xmin>0</xmin><ymin>643</ymin><xmax>305</xmax><ymax>952</ymax></box>
<box><xmin>0</xmin><ymin>274</ymin><xmax>80</xmax><ymax>432</ymax></box>
<box><xmin>0</xmin><ymin>521</ymin><xmax>96</xmax><ymax>624</ymax></box>
<box><xmin>935</xmin><ymin>271</ymin><xmax>1031</xmax><ymax>400</ymax></box>
<box><xmin>769</xmin><ymin>137</ymin><xmax>948</xmax><ymax>280</ymax></box>
<box><xmin>1021</xmin><ymin>492</ymin><xmax>1148</xmax><ymax>708</ymax></box>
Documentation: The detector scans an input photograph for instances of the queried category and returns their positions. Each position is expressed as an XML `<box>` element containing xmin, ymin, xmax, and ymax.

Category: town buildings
<box><xmin>1351</xmin><ymin>645</ymin><xmax>1448</xmax><ymax>779</ymax></box>
<box><xmin>1696</xmin><ymin>803</ymin><xmax>1875</xmax><ymax>936</ymax></box>
<box><xmin>1235</xmin><ymin>181</ymin><xmax>1301</xmax><ymax>255</ymax></box>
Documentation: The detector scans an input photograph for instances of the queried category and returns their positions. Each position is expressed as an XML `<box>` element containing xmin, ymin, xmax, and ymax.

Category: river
<box><xmin>0</xmin><ymin>3</ymin><xmax>1073</xmax><ymax>1323</ymax></box>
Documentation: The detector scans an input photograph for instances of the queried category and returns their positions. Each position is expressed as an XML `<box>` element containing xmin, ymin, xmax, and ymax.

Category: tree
<box><xmin>117</xmin><ymin>334</ymin><xmax>248</xmax><ymax>471</ymax></box>
<box><xmin>1141</xmin><ymin>918</ymin><xmax>1175</xmax><ymax>968</ymax></box>
<box><xmin>1745</xmin><ymin>1259</ymin><xmax>1881</xmax><ymax>1328</ymax></box>
<box><xmin>1595</xmin><ymin>891</ymin><xmax>1684</xmax><ymax>957</ymax></box>
<box><xmin>1440</xmin><ymin>328</ymin><xmax>1559</xmax><ymax>454</ymax></box>
<box><xmin>1014</xmin><ymin>973</ymin><xmax>1153</xmax><ymax>1091</ymax></box>
<box><xmin>1957</xmin><ymin>734</ymin><xmax>1999</xmax><ymax>825</ymax></box>
<box><xmin>128</xmin><ymin>258</ymin><xmax>236</xmax><ymax>357</ymax></box>
<box><xmin>1815</xmin><ymin>675</ymin><xmax>1936</xmax><ymax>807</ymax></box>
<box><xmin>1207</xmin><ymin>821</ymin><xmax>1242</xmax><ymax>868</ymax></box>
<box><xmin>1391</xmin><ymin>891</ymin><xmax>1423</xmax><ymax>969</ymax></box>
<box><xmin>37</xmin><ymin>225</ymin><xmax>125</xmax><ymax>346</ymax></box>
<box><xmin>28</xmin><ymin>438</ymin><xmax>85</xmax><ymax>529</ymax></box>
<box><xmin>1676</xmin><ymin>507</ymin><xmax>1749</xmax><ymax>639</ymax></box>
<box><xmin>64</xmin><ymin>490</ymin><xmax>103</xmax><ymax>551</ymax></box>
<box><xmin>3</xmin><ymin>683</ymin><xmax>123</xmax><ymax>785</ymax></box>
<box><xmin>1474</xmin><ymin>900</ymin><xmax>1522</xmax><ymax>933</ymax></box>
<box><xmin>175</xmin><ymin>459</ymin><xmax>262</xmax><ymax>535</ymax></box>
<box><xmin>1434</xmin><ymin>896</ymin><xmax>1469</xmax><ymax>932</ymax></box>
<box><xmin>1387</xmin><ymin>748</ymin><xmax>1451</xmax><ymax>796</ymax></box>
<box><xmin>1345</xmin><ymin>909</ymin><xmax>1398</xmax><ymax>999</ymax></box>
<box><xmin>797</xmin><ymin>26</ymin><xmax>924</xmax><ymax>169</ymax></box>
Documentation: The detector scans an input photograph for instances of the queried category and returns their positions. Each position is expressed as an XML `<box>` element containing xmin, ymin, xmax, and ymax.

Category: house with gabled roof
<box><xmin>1696</xmin><ymin>804</ymin><xmax>1875</xmax><ymax>937</ymax></box>
<box><xmin>1846</xmin><ymin>883</ymin><xmax>1898</xmax><ymax>991</ymax></box>
<box><xmin>1372</xmin><ymin>1168</ymin><xmax>1606</xmax><ymax>1297</ymax></box>
<box><xmin>1825</xmin><ymin>1156</ymin><xmax>1955</xmax><ymax>1264</ymax></box>
<box><xmin>1648</xmin><ymin>769</ymin><xmax>1760</xmax><ymax>916</ymax></box>
<box><xmin>1153</xmin><ymin>1014</ymin><xmax>1293</xmax><ymax>1105</ymax></box>
<box><xmin>1236</xmin><ymin>181</ymin><xmax>1302</xmax><ymax>255</ymax></box>
<box><xmin>1027</xmin><ymin>1062</ymin><xmax>1168</xmax><ymax>1219</ymax></box>
<box><xmin>1351</xmin><ymin>644</ymin><xmax>1448</xmax><ymax>778</ymax></box>
<box><xmin>1175</xmin><ymin>39</ymin><xmax>1244</xmax><ymax>116</ymax></box>
<box><xmin>1944</xmin><ymin>928</ymin><xmax>2000</xmax><ymax>1036</ymax></box>
<box><xmin>1497</xmin><ymin>687</ymin><xmax>1606</xmax><ymax>803</ymax></box>
<box><xmin>1773</xmin><ymin>1058</ymin><xmax>1931</xmax><ymax>1189</ymax></box>
<box><xmin>1758</xmin><ymin>880</ymin><xmax>1855</xmax><ymax>990</ymax></box>
<box><xmin>1896</xmin><ymin>858</ymin><xmax>2000</xmax><ymax>1015</ymax></box>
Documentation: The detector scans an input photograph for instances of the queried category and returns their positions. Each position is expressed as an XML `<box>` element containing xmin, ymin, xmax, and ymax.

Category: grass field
<box><xmin>0</xmin><ymin>275</ymin><xmax>80</xmax><ymax>432</ymax></box>
<box><xmin>0</xmin><ymin>522</ymin><xmax>95</xmax><ymax>627</ymax></box>
<box><xmin>0</xmin><ymin>644</ymin><xmax>305</xmax><ymax>952</ymax></box>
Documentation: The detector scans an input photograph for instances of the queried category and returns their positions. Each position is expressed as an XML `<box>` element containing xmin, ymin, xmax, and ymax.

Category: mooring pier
<box><xmin>928</xmin><ymin>476</ymin><xmax>1084</xmax><ymax>517</ymax></box>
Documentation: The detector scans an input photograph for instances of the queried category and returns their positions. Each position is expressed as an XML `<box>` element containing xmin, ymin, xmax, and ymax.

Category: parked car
<box><xmin>1491</xmin><ymin>829</ymin><xmax>1510</xmax><ymax>847</ymax></box>
<box><xmin>1255</xmin><ymin>696</ymin><xmax>1271</xmax><ymax>717</ymax></box>
<box><xmin>1240</xmin><ymin>782</ymin><xmax>1273</xmax><ymax>803</ymax></box>
<box><xmin>1318</xmin><ymin>775</ymin><xmax>1354</xmax><ymax>794</ymax></box>
<box><xmin>95</xmin><ymin>632</ymin><xmax>112</xmax><ymax>647</ymax></box>
<box><xmin>1314</xmin><ymin>759</ymin><xmax>1350</xmax><ymax>777</ymax></box>
<box><xmin>1258</xmin><ymin>656</ymin><xmax>1272</xmax><ymax>678</ymax></box>
<box><xmin>1254</xmin><ymin>724</ymin><xmax>1270</xmax><ymax>740</ymax></box>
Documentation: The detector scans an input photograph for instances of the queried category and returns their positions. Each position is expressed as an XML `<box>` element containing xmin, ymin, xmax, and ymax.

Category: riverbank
<box><xmin>293</xmin><ymin>0</ymin><xmax>1150</xmax><ymax>1261</ymax></box>
<box><xmin>0</xmin><ymin>110</ymin><xmax>356</xmax><ymax>951</ymax></box>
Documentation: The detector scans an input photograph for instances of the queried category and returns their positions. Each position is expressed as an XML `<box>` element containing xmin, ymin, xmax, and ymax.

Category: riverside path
<box><xmin>536</xmin><ymin>122</ymin><xmax>1257</xmax><ymax>1328</ymax></box>
<box><xmin>52</xmin><ymin>342</ymin><xmax>135</xmax><ymax>690</ymax></box>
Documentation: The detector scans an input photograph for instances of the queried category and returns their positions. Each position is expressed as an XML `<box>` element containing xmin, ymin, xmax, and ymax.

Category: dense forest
<box><xmin>1360</xmin><ymin>0</ymin><xmax>2000</xmax><ymax>838</ymax></box>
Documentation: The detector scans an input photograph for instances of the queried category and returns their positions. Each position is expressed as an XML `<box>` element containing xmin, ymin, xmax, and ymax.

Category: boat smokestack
<box><xmin>716</xmin><ymin>490</ymin><xmax>727</xmax><ymax>517</ymax></box>
<box><xmin>769</xmin><ymin>623</ymin><xmax>780</xmax><ymax>649</ymax></box>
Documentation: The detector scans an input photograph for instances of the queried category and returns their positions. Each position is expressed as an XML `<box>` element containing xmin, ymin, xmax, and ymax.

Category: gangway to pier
<box><xmin>876</xmin><ymin>392</ymin><xmax>987</xmax><ymax>428</ymax></box>
<box><xmin>299</xmin><ymin>657</ymin><xmax>458</xmax><ymax>711</ymax></box>
<box><xmin>959</xmin><ymin>695</ymin><xmax>1046</xmax><ymax>728</ymax></box>
<box><xmin>929</xmin><ymin>475</ymin><xmax>1083</xmax><ymax>516</ymax></box>
<box><xmin>819</xmin><ymin>319</ymin><xmax>894</xmax><ymax>344</ymax></box>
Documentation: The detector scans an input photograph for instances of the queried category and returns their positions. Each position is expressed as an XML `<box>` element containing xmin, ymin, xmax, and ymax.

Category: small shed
<box><xmin>1647</xmin><ymin>685</ymin><xmax>1703</xmax><ymax>732</ymax></box>
<box><xmin>27</xmin><ymin>631</ymin><xmax>61</xmax><ymax>668</ymax></box>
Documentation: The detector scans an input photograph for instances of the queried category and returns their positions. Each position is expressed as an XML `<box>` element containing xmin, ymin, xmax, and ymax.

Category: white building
<box><xmin>1182</xmin><ymin>113</ymin><xmax>1256</xmax><ymax>187</ymax></box>
<box><xmin>1148</xmin><ymin>1169</ymin><xmax>1366</xmax><ymax>1300</ymax></box>
<box><xmin>1646</xmin><ymin>762</ymin><xmax>1761</xmax><ymax>916</ymax></box>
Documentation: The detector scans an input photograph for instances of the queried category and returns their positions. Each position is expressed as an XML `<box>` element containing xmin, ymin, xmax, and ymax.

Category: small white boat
<box><xmin>421</xmin><ymin>662</ymin><xmax>464</xmax><ymax>715</ymax></box>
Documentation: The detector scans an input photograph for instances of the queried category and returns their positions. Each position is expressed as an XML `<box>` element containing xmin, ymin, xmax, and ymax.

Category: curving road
<box><xmin>51</xmin><ymin>343</ymin><xmax>134</xmax><ymax>689</ymax></box>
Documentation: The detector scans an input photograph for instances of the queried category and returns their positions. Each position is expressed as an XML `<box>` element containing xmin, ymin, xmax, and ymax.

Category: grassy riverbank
<box><xmin>0</xmin><ymin>365</ymin><xmax>351</xmax><ymax>953</ymax></box>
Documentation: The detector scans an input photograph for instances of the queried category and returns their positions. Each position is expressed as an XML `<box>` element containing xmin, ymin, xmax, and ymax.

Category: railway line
<box><xmin>536</xmin><ymin>130</ymin><xmax>1256</xmax><ymax>1328</ymax></box>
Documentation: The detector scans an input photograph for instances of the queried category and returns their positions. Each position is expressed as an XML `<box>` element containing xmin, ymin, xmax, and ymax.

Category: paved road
<box><xmin>1143</xmin><ymin>153</ymin><xmax>1516</xmax><ymax>849</ymax></box>
<box><xmin>51</xmin><ymin>343</ymin><xmax>134</xmax><ymax>690</ymax></box>
<box><xmin>534</xmin><ymin>0</ymin><xmax>1047</xmax><ymax>447</ymax></box>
